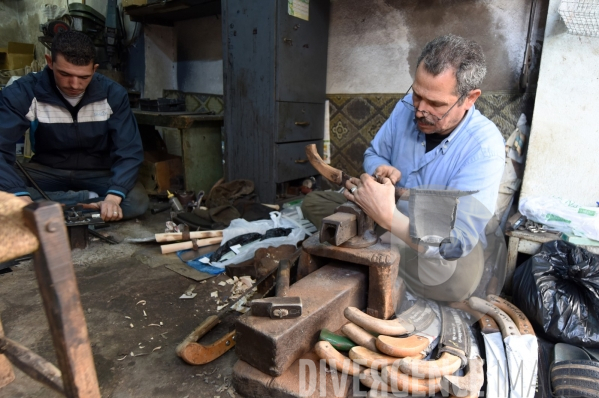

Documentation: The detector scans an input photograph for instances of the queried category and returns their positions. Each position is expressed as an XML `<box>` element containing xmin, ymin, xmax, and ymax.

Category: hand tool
<box><xmin>451</xmin><ymin>299</ymin><xmax>508</xmax><ymax>398</ymax></box>
<box><xmin>314</xmin><ymin>340</ymin><xmax>363</xmax><ymax>377</ymax></box>
<box><xmin>249</xmin><ymin>297</ymin><xmax>302</xmax><ymax>319</ymax></box>
<box><xmin>380</xmin><ymin>364</ymin><xmax>442</xmax><ymax>396</ymax></box>
<box><xmin>160</xmin><ymin>236</ymin><xmax>223</xmax><ymax>254</ymax></box>
<box><xmin>176</xmin><ymin>262</ymin><xmax>279</xmax><ymax>365</ymax></box>
<box><xmin>318</xmin><ymin>328</ymin><xmax>356</xmax><ymax>351</ymax></box>
<box><xmin>341</xmin><ymin>323</ymin><xmax>379</xmax><ymax>353</ymax></box>
<box><xmin>348</xmin><ymin>346</ymin><xmax>411</xmax><ymax>369</ymax></box>
<box><xmin>375</xmin><ymin>299</ymin><xmax>437</xmax><ymax>358</ymax></box>
<box><xmin>344</xmin><ymin>306</ymin><xmax>415</xmax><ymax>337</ymax></box>
<box><xmin>399</xmin><ymin>306</ymin><xmax>469</xmax><ymax>378</ymax></box>
<box><xmin>305</xmin><ymin>144</ymin><xmax>410</xmax><ymax>201</ymax></box>
<box><xmin>359</xmin><ymin>368</ymin><xmax>393</xmax><ymax>394</ymax></box>
<box><xmin>442</xmin><ymin>322</ymin><xmax>484</xmax><ymax>398</ymax></box>
<box><xmin>487</xmin><ymin>295</ymin><xmax>539</xmax><ymax>398</ymax></box>
<box><xmin>249</xmin><ymin>254</ymin><xmax>303</xmax><ymax>319</ymax></box>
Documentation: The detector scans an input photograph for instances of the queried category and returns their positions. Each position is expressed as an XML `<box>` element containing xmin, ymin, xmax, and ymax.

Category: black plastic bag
<box><xmin>512</xmin><ymin>240</ymin><xmax>599</xmax><ymax>347</ymax></box>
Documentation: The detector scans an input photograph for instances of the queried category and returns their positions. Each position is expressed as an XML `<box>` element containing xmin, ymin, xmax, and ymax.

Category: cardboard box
<box><xmin>139</xmin><ymin>151</ymin><xmax>184</xmax><ymax>194</ymax></box>
<box><xmin>0</xmin><ymin>42</ymin><xmax>35</xmax><ymax>71</ymax></box>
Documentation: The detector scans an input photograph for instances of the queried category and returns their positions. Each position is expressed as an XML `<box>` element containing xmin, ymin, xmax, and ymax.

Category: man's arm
<box><xmin>0</xmin><ymin>83</ymin><xmax>35</xmax><ymax>199</ymax></box>
<box><xmin>363</xmin><ymin>102</ymin><xmax>405</xmax><ymax>184</ymax></box>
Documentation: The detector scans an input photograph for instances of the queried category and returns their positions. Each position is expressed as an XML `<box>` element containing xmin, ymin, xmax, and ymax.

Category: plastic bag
<box><xmin>512</xmin><ymin>240</ymin><xmax>599</xmax><ymax>347</ymax></box>
<box><xmin>210</xmin><ymin>212</ymin><xmax>305</xmax><ymax>268</ymax></box>
<box><xmin>519</xmin><ymin>196</ymin><xmax>599</xmax><ymax>241</ymax></box>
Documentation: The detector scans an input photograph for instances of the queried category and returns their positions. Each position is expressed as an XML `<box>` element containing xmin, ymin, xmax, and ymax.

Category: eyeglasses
<box><xmin>401</xmin><ymin>85</ymin><xmax>466</xmax><ymax>123</ymax></box>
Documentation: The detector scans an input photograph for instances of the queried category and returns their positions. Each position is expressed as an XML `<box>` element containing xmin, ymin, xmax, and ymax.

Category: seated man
<box><xmin>303</xmin><ymin>34</ymin><xmax>505</xmax><ymax>301</ymax></box>
<box><xmin>0</xmin><ymin>30</ymin><xmax>148</xmax><ymax>221</ymax></box>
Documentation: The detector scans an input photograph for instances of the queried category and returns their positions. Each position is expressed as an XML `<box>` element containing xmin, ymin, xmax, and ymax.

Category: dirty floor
<box><xmin>0</xmin><ymin>208</ymin><xmax>245</xmax><ymax>398</ymax></box>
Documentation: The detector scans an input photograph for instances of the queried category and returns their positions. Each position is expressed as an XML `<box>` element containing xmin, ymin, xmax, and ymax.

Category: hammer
<box><xmin>249</xmin><ymin>256</ymin><xmax>303</xmax><ymax>319</ymax></box>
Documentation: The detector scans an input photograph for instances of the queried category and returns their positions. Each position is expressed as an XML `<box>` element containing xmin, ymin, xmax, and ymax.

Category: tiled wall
<box><xmin>327</xmin><ymin>92</ymin><xmax>534</xmax><ymax>177</ymax></box>
<box><xmin>162</xmin><ymin>90</ymin><xmax>533</xmax><ymax>179</ymax></box>
<box><xmin>163</xmin><ymin>90</ymin><xmax>224</xmax><ymax>115</ymax></box>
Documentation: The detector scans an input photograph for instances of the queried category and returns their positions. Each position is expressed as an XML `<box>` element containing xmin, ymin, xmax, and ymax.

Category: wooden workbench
<box><xmin>133</xmin><ymin>110</ymin><xmax>224</xmax><ymax>194</ymax></box>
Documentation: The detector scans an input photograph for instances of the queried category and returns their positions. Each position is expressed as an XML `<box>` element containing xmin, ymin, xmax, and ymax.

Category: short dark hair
<box><xmin>417</xmin><ymin>34</ymin><xmax>486</xmax><ymax>99</ymax></box>
<box><xmin>51</xmin><ymin>30</ymin><xmax>96</xmax><ymax>66</ymax></box>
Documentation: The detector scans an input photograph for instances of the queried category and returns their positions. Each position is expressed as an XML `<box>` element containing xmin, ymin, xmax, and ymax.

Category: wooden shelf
<box><xmin>125</xmin><ymin>0</ymin><xmax>221</xmax><ymax>26</ymax></box>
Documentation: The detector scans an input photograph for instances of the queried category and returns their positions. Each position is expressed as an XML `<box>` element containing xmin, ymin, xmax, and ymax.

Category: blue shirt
<box><xmin>364</xmin><ymin>94</ymin><xmax>505</xmax><ymax>256</ymax></box>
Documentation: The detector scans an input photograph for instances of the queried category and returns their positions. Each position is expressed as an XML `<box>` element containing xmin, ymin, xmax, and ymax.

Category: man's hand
<box><xmin>343</xmin><ymin>174</ymin><xmax>396</xmax><ymax>230</ymax></box>
<box><xmin>373</xmin><ymin>165</ymin><xmax>401</xmax><ymax>185</ymax></box>
<box><xmin>96</xmin><ymin>194</ymin><xmax>123</xmax><ymax>222</ymax></box>
<box><xmin>17</xmin><ymin>196</ymin><xmax>33</xmax><ymax>204</ymax></box>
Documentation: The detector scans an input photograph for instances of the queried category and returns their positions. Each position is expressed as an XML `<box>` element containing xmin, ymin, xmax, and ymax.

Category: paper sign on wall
<box><xmin>288</xmin><ymin>0</ymin><xmax>309</xmax><ymax>21</ymax></box>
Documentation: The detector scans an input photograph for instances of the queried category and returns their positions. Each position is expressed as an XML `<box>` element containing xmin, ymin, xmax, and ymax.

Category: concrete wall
<box><xmin>143</xmin><ymin>24</ymin><xmax>177</xmax><ymax>99</ymax></box>
<box><xmin>175</xmin><ymin>16</ymin><xmax>223</xmax><ymax>95</ymax></box>
<box><xmin>0</xmin><ymin>0</ymin><xmax>66</xmax><ymax>64</ymax></box>
<box><xmin>327</xmin><ymin>0</ymin><xmax>535</xmax><ymax>94</ymax></box>
<box><xmin>520</xmin><ymin>0</ymin><xmax>599</xmax><ymax>206</ymax></box>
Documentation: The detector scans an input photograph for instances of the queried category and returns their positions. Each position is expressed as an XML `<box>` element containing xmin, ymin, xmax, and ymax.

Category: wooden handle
<box><xmin>344</xmin><ymin>307</ymin><xmax>414</xmax><ymax>336</ymax></box>
<box><xmin>314</xmin><ymin>341</ymin><xmax>363</xmax><ymax>376</ymax></box>
<box><xmin>342</xmin><ymin>323</ymin><xmax>379</xmax><ymax>353</ymax></box>
<box><xmin>261</xmin><ymin>204</ymin><xmax>280</xmax><ymax>210</ymax></box>
<box><xmin>381</xmin><ymin>365</ymin><xmax>442</xmax><ymax>395</ymax></box>
<box><xmin>399</xmin><ymin>351</ymin><xmax>462</xmax><ymax>378</ymax></box>
<box><xmin>468</xmin><ymin>297</ymin><xmax>521</xmax><ymax>338</ymax></box>
<box><xmin>155</xmin><ymin>230</ymin><xmax>223</xmax><ymax>243</ymax></box>
<box><xmin>448</xmin><ymin>300</ymin><xmax>500</xmax><ymax>334</ymax></box>
<box><xmin>176</xmin><ymin>315</ymin><xmax>220</xmax><ymax>357</ymax></box>
<box><xmin>0</xmin><ymin>336</ymin><xmax>64</xmax><ymax>394</ymax></box>
<box><xmin>487</xmin><ymin>295</ymin><xmax>535</xmax><ymax>336</ymax></box>
<box><xmin>160</xmin><ymin>237</ymin><xmax>223</xmax><ymax>254</ymax></box>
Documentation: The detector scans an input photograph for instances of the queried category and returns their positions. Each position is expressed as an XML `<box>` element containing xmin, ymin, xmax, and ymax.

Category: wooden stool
<box><xmin>0</xmin><ymin>193</ymin><xmax>100</xmax><ymax>397</ymax></box>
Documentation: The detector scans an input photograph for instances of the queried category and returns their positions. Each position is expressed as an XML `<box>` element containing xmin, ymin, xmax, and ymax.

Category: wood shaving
<box><xmin>136</xmin><ymin>300</ymin><xmax>146</xmax><ymax>305</ymax></box>
<box><xmin>152</xmin><ymin>346</ymin><xmax>162</xmax><ymax>352</ymax></box>
<box><xmin>218</xmin><ymin>281</ymin><xmax>227</xmax><ymax>286</ymax></box>
<box><xmin>125</xmin><ymin>316</ymin><xmax>131</xmax><ymax>319</ymax></box>
<box><xmin>143</xmin><ymin>310</ymin><xmax>147</xmax><ymax>317</ymax></box>
<box><xmin>225</xmin><ymin>279</ymin><xmax>234</xmax><ymax>285</ymax></box>
<box><xmin>117</xmin><ymin>355</ymin><xmax>128</xmax><ymax>361</ymax></box>
<box><xmin>148</xmin><ymin>323</ymin><xmax>161</xmax><ymax>327</ymax></box>
<box><xmin>129</xmin><ymin>323</ymin><xmax>134</xmax><ymax>328</ymax></box>
<box><xmin>211</xmin><ymin>291</ymin><xmax>218</xmax><ymax>297</ymax></box>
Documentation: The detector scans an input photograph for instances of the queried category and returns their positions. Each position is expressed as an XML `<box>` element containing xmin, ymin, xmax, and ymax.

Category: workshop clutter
<box><xmin>519</xmin><ymin>195</ymin><xmax>599</xmax><ymax>241</ymax></box>
<box><xmin>513</xmin><ymin>240</ymin><xmax>599</xmax><ymax>347</ymax></box>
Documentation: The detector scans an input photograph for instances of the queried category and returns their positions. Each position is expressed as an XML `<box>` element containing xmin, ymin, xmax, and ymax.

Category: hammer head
<box><xmin>250</xmin><ymin>297</ymin><xmax>303</xmax><ymax>319</ymax></box>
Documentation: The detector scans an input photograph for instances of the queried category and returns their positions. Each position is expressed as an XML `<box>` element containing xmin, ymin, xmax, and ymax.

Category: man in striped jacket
<box><xmin>0</xmin><ymin>30</ymin><xmax>148</xmax><ymax>221</ymax></box>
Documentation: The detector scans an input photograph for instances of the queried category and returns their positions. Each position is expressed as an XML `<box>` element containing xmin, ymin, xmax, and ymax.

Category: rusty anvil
<box><xmin>300</xmin><ymin>144</ymin><xmax>406</xmax><ymax>319</ymax></box>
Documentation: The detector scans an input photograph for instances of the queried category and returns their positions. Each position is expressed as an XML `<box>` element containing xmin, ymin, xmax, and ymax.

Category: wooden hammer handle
<box><xmin>155</xmin><ymin>230</ymin><xmax>223</xmax><ymax>243</ymax></box>
<box><xmin>160</xmin><ymin>237</ymin><xmax>223</xmax><ymax>254</ymax></box>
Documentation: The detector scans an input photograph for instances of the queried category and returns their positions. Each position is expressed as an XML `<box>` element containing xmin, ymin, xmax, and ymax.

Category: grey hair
<box><xmin>417</xmin><ymin>34</ymin><xmax>486</xmax><ymax>99</ymax></box>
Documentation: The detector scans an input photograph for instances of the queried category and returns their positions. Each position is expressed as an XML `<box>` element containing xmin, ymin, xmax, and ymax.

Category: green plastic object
<box><xmin>319</xmin><ymin>328</ymin><xmax>356</xmax><ymax>351</ymax></box>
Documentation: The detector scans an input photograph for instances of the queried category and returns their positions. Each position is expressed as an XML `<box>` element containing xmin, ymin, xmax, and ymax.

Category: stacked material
<box><xmin>315</xmin><ymin>297</ymin><xmax>538</xmax><ymax>398</ymax></box>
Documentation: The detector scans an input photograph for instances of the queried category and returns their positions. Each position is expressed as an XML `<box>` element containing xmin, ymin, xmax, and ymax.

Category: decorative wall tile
<box><xmin>163</xmin><ymin>90</ymin><xmax>224</xmax><ymax>115</ymax></box>
<box><xmin>327</xmin><ymin>92</ymin><xmax>534</xmax><ymax>175</ymax></box>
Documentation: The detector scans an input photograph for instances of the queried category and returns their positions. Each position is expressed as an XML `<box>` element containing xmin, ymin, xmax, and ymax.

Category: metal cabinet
<box><xmin>222</xmin><ymin>0</ymin><xmax>330</xmax><ymax>203</ymax></box>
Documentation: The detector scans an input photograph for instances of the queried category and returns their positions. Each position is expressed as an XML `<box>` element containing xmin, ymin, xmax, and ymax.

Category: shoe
<box><xmin>551</xmin><ymin>343</ymin><xmax>599</xmax><ymax>398</ymax></box>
